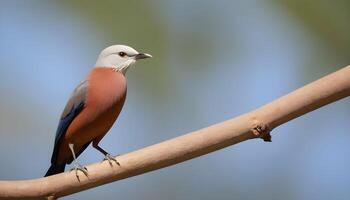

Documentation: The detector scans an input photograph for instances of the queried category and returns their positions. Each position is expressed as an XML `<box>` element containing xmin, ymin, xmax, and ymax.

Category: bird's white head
<box><xmin>94</xmin><ymin>45</ymin><xmax>152</xmax><ymax>74</ymax></box>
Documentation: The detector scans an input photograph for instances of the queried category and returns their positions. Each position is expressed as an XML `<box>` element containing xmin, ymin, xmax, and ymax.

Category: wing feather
<box><xmin>50</xmin><ymin>80</ymin><xmax>89</xmax><ymax>164</ymax></box>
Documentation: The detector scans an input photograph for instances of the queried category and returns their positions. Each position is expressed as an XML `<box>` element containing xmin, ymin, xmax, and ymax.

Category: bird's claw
<box><xmin>103</xmin><ymin>154</ymin><xmax>120</xmax><ymax>165</ymax></box>
<box><xmin>70</xmin><ymin>163</ymin><xmax>88</xmax><ymax>177</ymax></box>
<box><xmin>112</xmin><ymin>68</ymin><xmax>120</xmax><ymax>72</ymax></box>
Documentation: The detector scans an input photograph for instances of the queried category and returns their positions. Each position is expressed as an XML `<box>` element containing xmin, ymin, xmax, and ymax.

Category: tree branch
<box><xmin>1</xmin><ymin>65</ymin><xmax>350</xmax><ymax>200</ymax></box>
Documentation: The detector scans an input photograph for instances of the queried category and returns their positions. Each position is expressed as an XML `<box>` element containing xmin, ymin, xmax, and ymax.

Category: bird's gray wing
<box><xmin>50</xmin><ymin>80</ymin><xmax>89</xmax><ymax>164</ymax></box>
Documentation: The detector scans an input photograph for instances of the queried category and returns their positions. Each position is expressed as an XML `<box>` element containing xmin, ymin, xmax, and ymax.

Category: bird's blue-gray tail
<box><xmin>44</xmin><ymin>163</ymin><xmax>66</xmax><ymax>177</ymax></box>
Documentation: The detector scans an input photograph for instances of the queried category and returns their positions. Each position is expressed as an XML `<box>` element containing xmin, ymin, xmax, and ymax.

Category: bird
<box><xmin>45</xmin><ymin>45</ymin><xmax>152</xmax><ymax>177</ymax></box>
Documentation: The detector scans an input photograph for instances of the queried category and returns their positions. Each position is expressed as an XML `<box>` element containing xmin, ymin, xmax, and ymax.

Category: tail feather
<box><xmin>44</xmin><ymin>163</ymin><xmax>66</xmax><ymax>177</ymax></box>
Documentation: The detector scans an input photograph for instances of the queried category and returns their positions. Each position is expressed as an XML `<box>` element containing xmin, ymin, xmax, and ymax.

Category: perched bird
<box><xmin>45</xmin><ymin>45</ymin><xmax>152</xmax><ymax>177</ymax></box>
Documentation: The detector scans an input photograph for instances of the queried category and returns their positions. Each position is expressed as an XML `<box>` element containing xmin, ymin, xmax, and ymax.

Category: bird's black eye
<box><xmin>118</xmin><ymin>52</ymin><xmax>126</xmax><ymax>57</ymax></box>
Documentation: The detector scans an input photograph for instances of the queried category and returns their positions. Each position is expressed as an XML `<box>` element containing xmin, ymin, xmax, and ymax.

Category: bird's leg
<box><xmin>68</xmin><ymin>143</ymin><xmax>88</xmax><ymax>177</ymax></box>
<box><xmin>92</xmin><ymin>143</ymin><xmax>120</xmax><ymax>165</ymax></box>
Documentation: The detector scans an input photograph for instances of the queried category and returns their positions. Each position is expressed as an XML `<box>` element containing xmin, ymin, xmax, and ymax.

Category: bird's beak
<box><xmin>135</xmin><ymin>53</ymin><xmax>152</xmax><ymax>60</ymax></box>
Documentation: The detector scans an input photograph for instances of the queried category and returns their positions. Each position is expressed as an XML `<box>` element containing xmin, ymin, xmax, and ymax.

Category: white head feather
<box><xmin>94</xmin><ymin>45</ymin><xmax>152</xmax><ymax>74</ymax></box>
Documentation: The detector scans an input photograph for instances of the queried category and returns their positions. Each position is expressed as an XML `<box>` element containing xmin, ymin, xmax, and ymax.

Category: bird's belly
<box><xmin>56</xmin><ymin>102</ymin><xmax>123</xmax><ymax>163</ymax></box>
<box><xmin>66</xmin><ymin>101</ymin><xmax>124</xmax><ymax>145</ymax></box>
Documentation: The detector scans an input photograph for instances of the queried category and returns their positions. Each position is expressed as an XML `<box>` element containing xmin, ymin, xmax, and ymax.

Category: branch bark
<box><xmin>1</xmin><ymin>65</ymin><xmax>350</xmax><ymax>200</ymax></box>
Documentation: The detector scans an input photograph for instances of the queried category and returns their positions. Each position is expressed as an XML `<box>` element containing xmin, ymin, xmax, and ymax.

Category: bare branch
<box><xmin>0</xmin><ymin>65</ymin><xmax>349</xmax><ymax>200</ymax></box>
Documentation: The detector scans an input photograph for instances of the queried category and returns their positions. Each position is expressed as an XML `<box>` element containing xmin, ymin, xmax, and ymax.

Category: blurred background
<box><xmin>1</xmin><ymin>0</ymin><xmax>350</xmax><ymax>199</ymax></box>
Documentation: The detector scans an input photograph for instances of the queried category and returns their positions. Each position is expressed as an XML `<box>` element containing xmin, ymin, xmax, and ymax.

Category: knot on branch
<box><xmin>47</xmin><ymin>195</ymin><xmax>57</xmax><ymax>200</ymax></box>
<box><xmin>251</xmin><ymin>118</ymin><xmax>272</xmax><ymax>142</ymax></box>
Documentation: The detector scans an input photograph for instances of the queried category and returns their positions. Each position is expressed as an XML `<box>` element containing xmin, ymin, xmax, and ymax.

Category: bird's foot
<box><xmin>103</xmin><ymin>154</ymin><xmax>120</xmax><ymax>166</ymax></box>
<box><xmin>70</xmin><ymin>162</ymin><xmax>88</xmax><ymax>178</ymax></box>
<box><xmin>112</xmin><ymin>68</ymin><xmax>120</xmax><ymax>72</ymax></box>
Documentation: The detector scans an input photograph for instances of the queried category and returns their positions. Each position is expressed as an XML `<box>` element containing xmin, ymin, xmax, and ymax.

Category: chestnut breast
<box><xmin>65</xmin><ymin>68</ymin><xmax>127</xmax><ymax>145</ymax></box>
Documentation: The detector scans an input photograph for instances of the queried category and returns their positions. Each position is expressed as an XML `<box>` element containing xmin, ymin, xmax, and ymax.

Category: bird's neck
<box><xmin>94</xmin><ymin>59</ymin><xmax>134</xmax><ymax>75</ymax></box>
<box><xmin>94</xmin><ymin>66</ymin><xmax>128</xmax><ymax>75</ymax></box>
